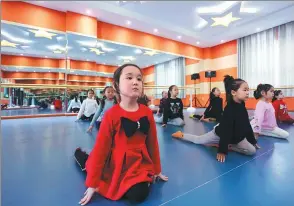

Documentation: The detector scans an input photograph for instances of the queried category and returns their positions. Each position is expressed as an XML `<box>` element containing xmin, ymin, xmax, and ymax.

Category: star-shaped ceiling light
<box><xmin>144</xmin><ymin>50</ymin><xmax>158</xmax><ymax>56</ymax></box>
<box><xmin>211</xmin><ymin>12</ymin><xmax>240</xmax><ymax>27</ymax></box>
<box><xmin>197</xmin><ymin>2</ymin><xmax>257</xmax><ymax>28</ymax></box>
<box><xmin>1</xmin><ymin>40</ymin><xmax>19</xmax><ymax>48</ymax></box>
<box><xmin>28</xmin><ymin>29</ymin><xmax>57</xmax><ymax>39</ymax></box>
<box><xmin>89</xmin><ymin>48</ymin><xmax>105</xmax><ymax>55</ymax></box>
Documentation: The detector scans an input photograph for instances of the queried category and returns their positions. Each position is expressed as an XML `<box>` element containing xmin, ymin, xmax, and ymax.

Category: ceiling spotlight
<box><xmin>154</xmin><ymin>28</ymin><xmax>158</xmax><ymax>33</ymax></box>
<box><xmin>126</xmin><ymin>20</ymin><xmax>132</xmax><ymax>25</ymax></box>
<box><xmin>196</xmin><ymin>41</ymin><xmax>200</xmax><ymax>45</ymax></box>
<box><xmin>21</xmin><ymin>54</ymin><xmax>23</xmax><ymax>56</ymax></box>
<box><xmin>45</xmin><ymin>56</ymin><xmax>48</xmax><ymax>58</ymax></box>
<box><xmin>221</xmin><ymin>40</ymin><xmax>224</xmax><ymax>43</ymax></box>
<box><xmin>177</xmin><ymin>36</ymin><xmax>182</xmax><ymax>39</ymax></box>
<box><xmin>256</xmin><ymin>28</ymin><xmax>260</xmax><ymax>32</ymax></box>
<box><xmin>135</xmin><ymin>49</ymin><xmax>142</xmax><ymax>54</ymax></box>
<box><xmin>86</xmin><ymin>9</ymin><xmax>91</xmax><ymax>15</ymax></box>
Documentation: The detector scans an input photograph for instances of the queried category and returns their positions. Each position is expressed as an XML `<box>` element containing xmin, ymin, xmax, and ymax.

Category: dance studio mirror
<box><xmin>65</xmin><ymin>32</ymin><xmax>184</xmax><ymax>111</ymax></box>
<box><xmin>1</xmin><ymin>21</ymin><xmax>67</xmax><ymax>118</ymax></box>
<box><xmin>1</xmin><ymin>22</ymin><xmax>194</xmax><ymax>118</ymax></box>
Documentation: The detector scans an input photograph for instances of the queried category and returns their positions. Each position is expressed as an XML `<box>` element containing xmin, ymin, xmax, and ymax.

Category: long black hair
<box><xmin>100</xmin><ymin>86</ymin><xmax>117</xmax><ymax>110</ymax></box>
<box><xmin>272</xmin><ymin>90</ymin><xmax>282</xmax><ymax>102</ymax></box>
<box><xmin>168</xmin><ymin>85</ymin><xmax>177</xmax><ymax>98</ymax></box>
<box><xmin>210</xmin><ymin>87</ymin><xmax>218</xmax><ymax>100</ymax></box>
<box><xmin>253</xmin><ymin>84</ymin><xmax>273</xmax><ymax>99</ymax></box>
<box><xmin>223</xmin><ymin>75</ymin><xmax>246</xmax><ymax>103</ymax></box>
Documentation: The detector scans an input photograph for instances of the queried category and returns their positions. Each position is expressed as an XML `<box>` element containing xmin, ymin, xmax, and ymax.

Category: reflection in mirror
<box><xmin>65</xmin><ymin>87</ymin><xmax>105</xmax><ymax>113</ymax></box>
<box><xmin>1</xmin><ymin>87</ymin><xmax>66</xmax><ymax>117</ymax></box>
<box><xmin>1</xmin><ymin>21</ymin><xmax>67</xmax><ymax>115</ymax></box>
<box><xmin>65</xmin><ymin>32</ymin><xmax>182</xmax><ymax>112</ymax></box>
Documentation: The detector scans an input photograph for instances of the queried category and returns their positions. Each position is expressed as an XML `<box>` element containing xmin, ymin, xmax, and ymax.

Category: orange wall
<box><xmin>1</xmin><ymin>55</ymin><xmax>65</xmax><ymax>68</ymax></box>
<box><xmin>1</xmin><ymin>55</ymin><xmax>114</xmax><ymax>86</ymax></box>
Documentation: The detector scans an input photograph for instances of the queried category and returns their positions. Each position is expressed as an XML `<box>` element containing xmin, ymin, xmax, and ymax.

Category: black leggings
<box><xmin>71</xmin><ymin>108</ymin><xmax>80</xmax><ymax>113</ymax></box>
<box><xmin>193</xmin><ymin>114</ymin><xmax>203</xmax><ymax>120</ymax></box>
<box><xmin>80</xmin><ymin>114</ymin><xmax>94</xmax><ymax>121</ymax></box>
<box><xmin>124</xmin><ymin>182</ymin><xmax>150</xmax><ymax>203</ymax></box>
<box><xmin>74</xmin><ymin>148</ymin><xmax>150</xmax><ymax>203</ymax></box>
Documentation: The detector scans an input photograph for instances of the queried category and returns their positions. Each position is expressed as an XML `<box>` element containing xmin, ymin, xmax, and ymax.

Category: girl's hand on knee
<box><xmin>216</xmin><ymin>153</ymin><xmax>226</xmax><ymax>163</ymax></box>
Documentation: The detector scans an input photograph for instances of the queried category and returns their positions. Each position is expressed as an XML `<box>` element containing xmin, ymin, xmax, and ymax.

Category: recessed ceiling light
<box><xmin>177</xmin><ymin>36</ymin><xmax>182</xmax><ymax>39</ymax></box>
<box><xmin>256</xmin><ymin>28</ymin><xmax>260</xmax><ymax>31</ymax></box>
<box><xmin>126</xmin><ymin>20</ymin><xmax>131</xmax><ymax>25</ymax></box>
<box><xmin>34</xmin><ymin>71</ymin><xmax>36</xmax><ymax>72</ymax></box>
<box><xmin>21</xmin><ymin>54</ymin><xmax>23</xmax><ymax>56</ymax></box>
<box><xmin>86</xmin><ymin>10</ymin><xmax>91</xmax><ymax>15</ymax></box>
<box><xmin>45</xmin><ymin>56</ymin><xmax>48</xmax><ymax>58</ymax></box>
<box><xmin>135</xmin><ymin>49</ymin><xmax>142</xmax><ymax>54</ymax></box>
<box><xmin>154</xmin><ymin>28</ymin><xmax>158</xmax><ymax>33</ymax></box>
<box><xmin>221</xmin><ymin>40</ymin><xmax>224</xmax><ymax>43</ymax></box>
<box><xmin>196</xmin><ymin>41</ymin><xmax>200</xmax><ymax>45</ymax></box>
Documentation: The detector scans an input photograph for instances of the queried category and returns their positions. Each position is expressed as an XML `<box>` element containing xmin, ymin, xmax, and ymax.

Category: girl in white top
<box><xmin>76</xmin><ymin>90</ymin><xmax>99</xmax><ymax>121</ymax></box>
<box><xmin>67</xmin><ymin>96</ymin><xmax>81</xmax><ymax>113</ymax></box>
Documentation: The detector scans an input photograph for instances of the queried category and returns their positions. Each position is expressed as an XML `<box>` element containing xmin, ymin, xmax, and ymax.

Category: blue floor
<box><xmin>1</xmin><ymin>108</ymin><xmax>66</xmax><ymax>116</ymax></box>
<box><xmin>2</xmin><ymin>111</ymin><xmax>294</xmax><ymax>206</ymax></box>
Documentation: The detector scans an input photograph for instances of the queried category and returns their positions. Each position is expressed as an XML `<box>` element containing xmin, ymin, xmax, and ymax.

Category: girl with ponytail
<box><xmin>191</xmin><ymin>87</ymin><xmax>223</xmax><ymax>122</ymax></box>
<box><xmin>250</xmin><ymin>84</ymin><xmax>289</xmax><ymax>138</ymax></box>
<box><xmin>171</xmin><ymin>75</ymin><xmax>259</xmax><ymax>163</ymax></box>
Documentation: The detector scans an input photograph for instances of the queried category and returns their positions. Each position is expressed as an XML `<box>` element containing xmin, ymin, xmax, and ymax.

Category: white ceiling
<box><xmin>26</xmin><ymin>1</ymin><xmax>294</xmax><ymax>47</ymax></box>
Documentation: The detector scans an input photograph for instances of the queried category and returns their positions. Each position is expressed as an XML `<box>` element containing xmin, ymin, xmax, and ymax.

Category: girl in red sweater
<box><xmin>272</xmin><ymin>90</ymin><xmax>294</xmax><ymax>124</ymax></box>
<box><xmin>76</xmin><ymin>64</ymin><xmax>168</xmax><ymax>205</ymax></box>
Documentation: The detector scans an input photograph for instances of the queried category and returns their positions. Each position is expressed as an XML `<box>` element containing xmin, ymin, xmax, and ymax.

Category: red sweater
<box><xmin>272</xmin><ymin>99</ymin><xmax>292</xmax><ymax>121</ymax></box>
<box><xmin>85</xmin><ymin>104</ymin><xmax>161</xmax><ymax>200</ymax></box>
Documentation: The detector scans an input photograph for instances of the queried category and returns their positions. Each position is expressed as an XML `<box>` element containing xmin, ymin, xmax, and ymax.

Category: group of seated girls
<box><xmin>153</xmin><ymin>85</ymin><xmax>224</xmax><ymax>127</ymax></box>
<box><xmin>170</xmin><ymin>76</ymin><xmax>292</xmax><ymax>163</ymax></box>
<box><xmin>76</xmin><ymin>87</ymin><xmax>151</xmax><ymax>133</ymax></box>
<box><xmin>72</xmin><ymin>63</ymin><xmax>292</xmax><ymax>206</ymax></box>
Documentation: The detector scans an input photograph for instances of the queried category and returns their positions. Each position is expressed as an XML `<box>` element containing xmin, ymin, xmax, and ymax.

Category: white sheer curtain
<box><xmin>238</xmin><ymin>21</ymin><xmax>294</xmax><ymax>97</ymax></box>
<box><xmin>154</xmin><ymin>57</ymin><xmax>185</xmax><ymax>98</ymax></box>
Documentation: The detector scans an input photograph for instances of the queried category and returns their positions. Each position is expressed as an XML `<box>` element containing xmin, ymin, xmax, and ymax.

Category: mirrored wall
<box><xmin>1</xmin><ymin>20</ymin><xmax>185</xmax><ymax>118</ymax></box>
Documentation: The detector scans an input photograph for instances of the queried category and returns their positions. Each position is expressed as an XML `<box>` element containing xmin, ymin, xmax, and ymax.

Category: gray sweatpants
<box><xmin>155</xmin><ymin>115</ymin><xmax>185</xmax><ymax>126</ymax></box>
<box><xmin>182</xmin><ymin>128</ymin><xmax>256</xmax><ymax>155</ymax></box>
